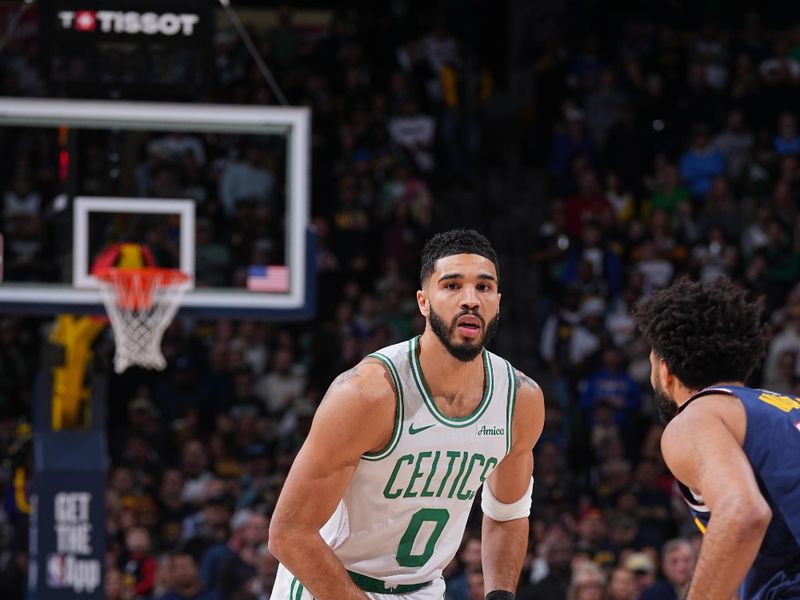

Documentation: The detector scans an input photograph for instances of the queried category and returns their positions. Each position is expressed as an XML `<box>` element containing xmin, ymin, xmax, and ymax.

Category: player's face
<box><xmin>421</xmin><ymin>254</ymin><xmax>501</xmax><ymax>362</ymax></box>
<box><xmin>650</xmin><ymin>351</ymin><xmax>678</xmax><ymax>424</ymax></box>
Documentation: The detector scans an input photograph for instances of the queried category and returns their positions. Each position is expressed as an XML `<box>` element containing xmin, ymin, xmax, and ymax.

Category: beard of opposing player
<box><xmin>428</xmin><ymin>304</ymin><xmax>499</xmax><ymax>362</ymax></box>
<box><xmin>653</xmin><ymin>375</ymin><xmax>679</xmax><ymax>425</ymax></box>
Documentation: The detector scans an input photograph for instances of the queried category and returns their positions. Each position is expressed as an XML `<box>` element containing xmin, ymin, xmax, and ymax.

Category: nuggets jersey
<box><xmin>316</xmin><ymin>337</ymin><xmax>518</xmax><ymax>591</ymax></box>
<box><xmin>677</xmin><ymin>386</ymin><xmax>800</xmax><ymax>599</ymax></box>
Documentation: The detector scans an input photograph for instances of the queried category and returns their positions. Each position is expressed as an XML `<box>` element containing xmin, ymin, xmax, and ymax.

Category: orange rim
<box><xmin>94</xmin><ymin>267</ymin><xmax>189</xmax><ymax>310</ymax></box>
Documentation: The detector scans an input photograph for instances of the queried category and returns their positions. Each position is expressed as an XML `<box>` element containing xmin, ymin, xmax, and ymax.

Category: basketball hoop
<box><xmin>94</xmin><ymin>267</ymin><xmax>190</xmax><ymax>373</ymax></box>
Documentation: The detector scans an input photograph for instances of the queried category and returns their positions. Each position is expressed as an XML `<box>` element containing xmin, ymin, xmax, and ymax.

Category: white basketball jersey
<box><xmin>319</xmin><ymin>336</ymin><xmax>519</xmax><ymax>589</ymax></box>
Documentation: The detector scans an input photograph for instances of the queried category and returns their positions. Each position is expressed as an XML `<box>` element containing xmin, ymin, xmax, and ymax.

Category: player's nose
<box><xmin>459</xmin><ymin>285</ymin><xmax>480</xmax><ymax>309</ymax></box>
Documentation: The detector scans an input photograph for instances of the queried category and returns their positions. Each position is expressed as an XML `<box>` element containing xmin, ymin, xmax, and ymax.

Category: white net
<box><xmin>95</xmin><ymin>268</ymin><xmax>190</xmax><ymax>373</ymax></box>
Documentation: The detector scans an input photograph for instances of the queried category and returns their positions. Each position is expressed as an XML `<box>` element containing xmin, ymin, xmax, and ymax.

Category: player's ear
<box><xmin>416</xmin><ymin>289</ymin><xmax>429</xmax><ymax>317</ymax></box>
<box><xmin>657</xmin><ymin>356</ymin><xmax>671</xmax><ymax>386</ymax></box>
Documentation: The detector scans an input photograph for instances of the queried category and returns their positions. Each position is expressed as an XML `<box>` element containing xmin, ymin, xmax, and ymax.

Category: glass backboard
<box><xmin>0</xmin><ymin>97</ymin><xmax>314</xmax><ymax>318</ymax></box>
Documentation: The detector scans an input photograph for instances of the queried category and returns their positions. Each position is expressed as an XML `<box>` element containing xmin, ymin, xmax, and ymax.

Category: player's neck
<box><xmin>676</xmin><ymin>380</ymin><xmax>745</xmax><ymax>408</ymax></box>
<box><xmin>417</xmin><ymin>331</ymin><xmax>485</xmax><ymax>394</ymax></box>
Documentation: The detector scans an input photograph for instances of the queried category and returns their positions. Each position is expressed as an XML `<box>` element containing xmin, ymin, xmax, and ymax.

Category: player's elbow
<box><xmin>724</xmin><ymin>496</ymin><xmax>772</xmax><ymax>534</ymax></box>
<box><xmin>268</xmin><ymin>517</ymin><xmax>293</xmax><ymax>562</ymax></box>
<box><xmin>747</xmin><ymin>498</ymin><xmax>772</xmax><ymax>530</ymax></box>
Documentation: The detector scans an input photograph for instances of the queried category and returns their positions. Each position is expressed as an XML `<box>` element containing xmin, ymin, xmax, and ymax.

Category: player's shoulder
<box><xmin>512</xmin><ymin>366</ymin><xmax>543</xmax><ymax>398</ymax></box>
<box><xmin>497</xmin><ymin>356</ymin><xmax>542</xmax><ymax>402</ymax></box>
<box><xmin>662</xmin><ymin>390</ymin><xmax>746</xmax><ymax>450</ymax></box>
<box><xmin>323</xmin><ymin>356</ymin><xmax>398</xmax><ymax>409</ymax></box>
<box><xmin>497</xmin><ymin>359</ymin><xmax>543</xmax><ymax>420</ymax></box>
<box><xmin>485</xmin><ymin>351</ymin><xmax>543</xmax><ymax>395</ymax></box>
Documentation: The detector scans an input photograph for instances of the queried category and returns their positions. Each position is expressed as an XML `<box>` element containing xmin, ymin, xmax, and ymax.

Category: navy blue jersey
<box><xmin>676</xmin><ymin>385</ymin><xmax>800</xmax><ymax>600</ymax></box>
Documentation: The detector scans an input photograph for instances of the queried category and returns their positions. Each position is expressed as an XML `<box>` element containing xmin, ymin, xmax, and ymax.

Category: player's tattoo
<box><xmin>333</xmin><ymin>365</ymin><xmax>360</xmax><ymax>387</ymax></box>
<box><xmin>514</xmin><ymin>369</ymin><xmax>538</xmax><ymax>391</ymax></box>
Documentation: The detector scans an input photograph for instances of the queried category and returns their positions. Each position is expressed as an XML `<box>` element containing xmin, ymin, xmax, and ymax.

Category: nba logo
<box><xmin>46</xmin><ymin>554</ymin><xmax>64</xmax><ymax>588</ymax></box>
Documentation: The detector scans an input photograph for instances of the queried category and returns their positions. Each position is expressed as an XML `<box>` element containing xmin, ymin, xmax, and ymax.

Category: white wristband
<box><xmin>481</xmin><ymin>476</ymin><xmax>533</xmax><ymax>521</ymax></box>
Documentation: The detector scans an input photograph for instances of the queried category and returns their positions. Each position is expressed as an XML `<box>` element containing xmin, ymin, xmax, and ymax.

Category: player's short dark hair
<box><xmin>420</xmin><ymin>229</ymin><xmax>499</xmax><ymax>286</ymax></box>
<box><xmin>632</xmin><ymin>277</ymin><xmax>768</xmax><ymax>390</ymax></box>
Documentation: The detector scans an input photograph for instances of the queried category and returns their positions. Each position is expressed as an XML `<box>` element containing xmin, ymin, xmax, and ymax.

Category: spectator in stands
<box><xmin>712</xmin><ymin>109</ymin><xmax>753</xmax><ymax>181</ymax></box>
<box><xmin>154</xmin><ymin>471</ymin><xmax>186</xmax><ymax>551</ymax></box>
<box><xmin>218</xmin><ymin>143</ymin><xmax>276</xmax><ymax>217</ymax></box>
<box><xmin>388</xmin><ymin>98</ymin><xmax>436</xmax><ymax>173</ymax></box>
<box><xmin>179</xmin><ymin>440</ymin><xmax>213</xmax><ymax>508</ymax></box>
<box><xmin>580</xmin><ymin>346</ymin><xmax>642</xmax><ymax>430</ymax></box>
<box><xmin>560</xmin><ymin>222</ymin><xmax>623</xmax><ymax>302</ymax></box>
<box><xmin>574</xmin><ymin>507</ymin><xmax>612</xmax><ymax>565</ymax></box>
<box><xmin>679</xmin><ymin>123</ymin><xmax>726</xmax><ymax>200</ymax></box>
<box><xmin>119</xmin><ymin>526</ymin><xmax>157</xmax><ymax>598</ymax></box>
<box><xmin>255</xmin><ymin>348</ymin><xmax>306</xmax><ymax>416</ymax></box>
<box><xmin>210</xmin><ymin>511</ymin><xmax>267</xmax><ymax>598</ymax></box>
<box><xmin>649</xmin><ymin>163</ymin><xmax>690</xmax><ymax>218</ymax></box>
<box><xmin>105</xmin><ymin>568</ymin><xmax>127</xmax><ymax>600</ymax></box>
<box><xmin>623</xmin><ymin>552</ymin><xmax>656</xmax><ymax>596</ymax></box>
<box><xmin>566</xmin><ymin>562</ymin><xmax>607</xmax><ymax>600</ymax></box>
<box><xmin>181</xmin><ymin>486</ymin><xmax>233</xmax><ymax>551</ymax></box>
<box><xmin>759</xmin><ymin>37</ymin><xmax>800</xmax><ymax>85</ymax></box>
<box><xmin>638</xmin><ymin>539</ymin><xmax>694</xmax><ymax>600</ymax></box>
<box><xmin>518</xmin><ymin>527</ymin><xmax>573</xmax><ymax>600</ymax></box>
<box><xmin>607</xmin><ymin>567</ymin><xmax>637</xmax><ymax>600</ymax></box>
<box><xmin>445</xmin><ymin>533</ymin><xmax>482</xmax><ymax>600</ymax></box>
<box><xmin>563</xmin><ymin>171</ymin><xmax>613</xmax><ymax>240</ymax></box>
<box><xmin>156</xmin><ymin>552</ymin><xmax>220</xmax><ymax>600</ymax></box>
<box><xmin>547</xmin><ymin>107</ymin><xmax>599</xmax><ymax>187</ymax></box>
<box><xmin>584</xmin><ymin>69</ymin><xmax>628</xmax><ymax>150</ymax></box>
<box><xmin>2</xmin><ymin>172</ymin><xmax>40</xmax><ymax>220</ymax></box>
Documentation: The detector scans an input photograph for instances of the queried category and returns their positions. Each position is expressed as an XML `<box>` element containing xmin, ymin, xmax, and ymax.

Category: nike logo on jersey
<box><xmin>408</xmin><ymin>423</ymin><xmax>435</xmax><ymax>435</ymax></box>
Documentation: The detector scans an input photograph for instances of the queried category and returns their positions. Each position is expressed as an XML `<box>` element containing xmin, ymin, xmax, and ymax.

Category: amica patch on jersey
<box><xmin>476</xmin><ymin>424</ymin><xmax>505</xmax><ymax>436</ymax></box>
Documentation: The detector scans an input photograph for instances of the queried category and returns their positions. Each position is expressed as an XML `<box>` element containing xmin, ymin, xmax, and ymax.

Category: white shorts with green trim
<box><xmin>270</xmin><ymin>563</ymin><xmax>446</xmax><ymax>600</ymax></box>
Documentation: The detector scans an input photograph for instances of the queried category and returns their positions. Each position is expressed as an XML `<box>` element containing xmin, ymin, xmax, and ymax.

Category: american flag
<box><xmin>247</xmin><ymin>265</ymin><xmax>290</xmax><ymax>292</ymax></box>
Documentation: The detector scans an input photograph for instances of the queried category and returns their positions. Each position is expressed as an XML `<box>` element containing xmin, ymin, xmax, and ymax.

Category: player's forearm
<box><xmin>268</xmin><ymin>530</ymin><xmax>369</xmax><ymax>600</ymax></box>
<box><xmin>481</xmin><ymin>515</ymin><xmax>528</xmax><ymax>592</ymax></box>
<box><xmin>686</xmin><ymin>509</ymin><xmax>770</xmax><ymax>600</ymax></box>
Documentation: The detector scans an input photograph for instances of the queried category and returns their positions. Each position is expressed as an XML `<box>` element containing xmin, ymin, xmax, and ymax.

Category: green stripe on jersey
<box><xmin>362</xmin><ymin>352</ymin><xmax>404</xmax><ymax>461</ymax></box>
<box><xmin>409</xmin><ymin>336</ymin><xmax>494</xmax><ymax>427</ymax></box>
<box><xmin>504</xmin><ymin>360</ymin><xmax>517</xmax><ymax>455</ymax></box>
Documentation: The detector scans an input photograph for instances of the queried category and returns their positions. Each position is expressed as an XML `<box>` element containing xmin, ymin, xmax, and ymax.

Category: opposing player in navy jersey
<box><xmin>633</xmin><ymin>277</ymin><xmax>800</xmax><ymax>600</ymax></box>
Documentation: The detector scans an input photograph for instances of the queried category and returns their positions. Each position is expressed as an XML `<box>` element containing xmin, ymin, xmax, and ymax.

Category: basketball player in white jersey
<box><xmin>269</xmin><ymin>229</ymin><xmax>545</xmax><ymax>600</ymax></box>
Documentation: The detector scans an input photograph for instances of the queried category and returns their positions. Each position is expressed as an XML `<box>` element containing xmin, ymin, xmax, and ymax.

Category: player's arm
<box><xmin>481</xmin><ymin>370</ymin><xmax>545</xmax><ymax>596</ymax></box>
<box><xmin>660</xmin><ymin>399</ymin><xmax>772</xmax><ymax>600</ymax></box>
<box><xmin>268</xmin><ymin>359</ymin><xmax>397</xmax><ymax>600</ymax></box>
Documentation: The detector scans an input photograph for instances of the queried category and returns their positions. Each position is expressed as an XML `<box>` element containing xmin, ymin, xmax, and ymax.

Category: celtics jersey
<box><xmin>319</xmin><ymin>336</ymin><xmax>519</xmax><ymax>589</ymax></box>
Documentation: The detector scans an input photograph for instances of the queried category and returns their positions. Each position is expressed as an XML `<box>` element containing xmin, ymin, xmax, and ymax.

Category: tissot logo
<box><xmin>74</xmin><ymin>11</ymin><xmax>96</xmax><ymax>31</ymax></box>
<box><xmin>58</xmin><ymin>10</ymin><xmax>200</xmax><ymax>36</ymax></box>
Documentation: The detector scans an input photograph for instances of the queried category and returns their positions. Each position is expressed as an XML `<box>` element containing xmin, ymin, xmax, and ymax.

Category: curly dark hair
<box><xmin>419</xmin><ymin>229</ymin><xmax>499</xmax><ymax>286</ymax></box>
<box><xmin>632</xmin><ymin>277</ymin><xmax>768</xmax><ymax>390</ymax></box>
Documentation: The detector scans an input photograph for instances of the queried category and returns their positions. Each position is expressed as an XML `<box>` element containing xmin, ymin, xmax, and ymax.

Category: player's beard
<box><xmin>653</xmin><ymin>376</ymin><xmax>678</xmax><ymax>425</ymax></box>
<box><xmin>428</xmin><ymin>304</ymin><xmax>499</xmax><ymax>362</ymax></box>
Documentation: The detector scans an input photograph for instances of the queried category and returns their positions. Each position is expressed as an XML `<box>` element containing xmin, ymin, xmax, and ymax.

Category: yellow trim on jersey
<box><xmin>694</xmin><ymin>517</ymin><xmax>707</xmax><ymax>534</ymax></box>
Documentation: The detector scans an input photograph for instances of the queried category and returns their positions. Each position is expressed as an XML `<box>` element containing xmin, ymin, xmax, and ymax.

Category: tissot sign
<box><xmin>40</xmin><ymin>1</ymin><xmax>211</xmax><ymax>96</ymax></box>
<box><xmin>57</xmin><ymin>10</ymin><xmax>200</xmax><ymax>36</ymax></box>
